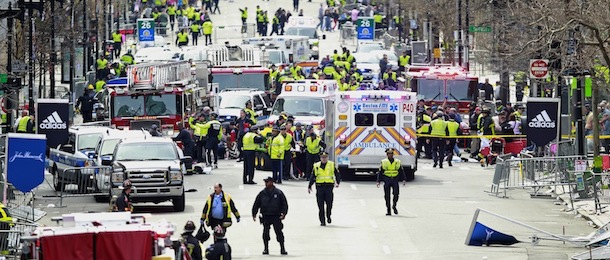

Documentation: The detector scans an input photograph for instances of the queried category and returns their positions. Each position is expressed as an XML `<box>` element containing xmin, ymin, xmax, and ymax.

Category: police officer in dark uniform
<box><xmin>252</xmin><ymin>177</ymin><xmax>289</xmax><ymax>255</ymax></box>
<box><xmin>182</xmin><ymin>220</ymin><xmax>203</xmax><ymax>260</ymax></box>
<box><xmin>308</xmin><ymin>152</ymin><xmax>340</xmax><ymax>226</ymax></box>
<box><xmin>242</xmin><ymin>126</ymin><xmax>265</xmax><ymax>184</ymax></box>
<box><xmin>376</xmin><ymin>148</ymin><xmax>406</xmax><ymax>216</ymax></box>
<box><xmin>173</xmin><ymin>122</ymin><xmax>195</xmax><ymax>174</ymax></box>
<box><xmin>205</xmin><ymin>225</ymin><xmax>232</xmax><ymax>260</ymax></box>
<box><xmin>114</xmin><ymin>180</ymin><xmax>133</xmax><ymax>212</ymax></box>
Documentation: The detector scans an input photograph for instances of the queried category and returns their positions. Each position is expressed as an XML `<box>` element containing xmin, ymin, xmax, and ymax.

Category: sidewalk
<box><xmin>555</xmin><ymin>185</ymin><xmax>610</xmax><ymax>228</ymax></box>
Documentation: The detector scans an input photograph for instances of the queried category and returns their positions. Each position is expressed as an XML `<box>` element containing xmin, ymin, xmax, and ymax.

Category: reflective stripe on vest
<box><xmin>314</xmin><ymin>161</ymin><xmax>335</xmax><ymax>184</ymax></box>
<box><xmin>381</xmin><ymin>158</ymin><xmax>401</xmax><ymax>178</ymax></box>
<box><xmin>242</xmin><ymin>132</ymin><xmax>258</xmax><ymax>151</ymax></box>
<box><xmin>430</xmin><ymin>119</ymin><xmax>447</xmax><ymax>137</ymax></box>
<box><xmin>306</xmin><ymin>137</ymin><xmax>321</xmax><ymax>154</ymax></box>
<box><xmin>269</xmin><ymin>135</ymin><xmax>285</xmax><ymax>159</ymax></box>
<box><xmin>204</xmin><ymin>193</ymin><xmax>234</xmax><ymax>219</ymax></box>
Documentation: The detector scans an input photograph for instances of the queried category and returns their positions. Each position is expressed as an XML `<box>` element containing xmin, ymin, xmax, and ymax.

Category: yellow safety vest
<box><xmin>203</xmin><ymin>21</ymin><xmax>213</xmax><ymax>35</ymax></box>
<box><xmin>381</xmin><ymin>158</ymin><xmax>401</xmax><ymax>178</ymax></box>
<box><xmin>95</xmin><ymin>80</ymin><xmax>105</xmax><ymax>92</ymax></box>
<box><xmin>203</xmin><ymin>193</ymin><xmax>238</xmax><ymax>221</ymax></box>
<box><xmin>242</xmin><ymin>132</ymin><xmax>258</xmax><ymax>151</ymax></box>
<box><xmin>241</xmin><ymin>9</ymin><xmax>248</xmax><ymax>19</ymax></box>
<box><xmin>399</xmin><ymin>55</ymin><xmax>410</xmax><ymax>66</ymax></box>
<box><xmin>202</xmin><ymin>120</ymin><xmax>222</xmax><ymax>140</ymax></box>
<box><xmin>17</xmin><ymin>116</ymin><xmax>30</xmax><ymax>132</ymax></box>
<box><xmin>194</xmin><ymin>122</ymin><xmax>206</xmax><ymax>137</ymax></box>
<box><xmin>430</xmin><ymin>118</ymin><xmax>447</xmax><ymax>137</ymax></box>
<box><xmin>417</xmin><ymin>114</ymin><xmax>431</xmax><ymax>134</ymax></box>
<box><xmin>269</xmin><ymin>134</ymin><xmax>285</xmax><ymax>160</ymax></box>
<box><xmin>194</xmin><ymin>12</ymin><xmax>201</xmax><ymax>21</ymax></box>
<box><xmin>283</xmin><ymin>133</ymin><xmax>292</xmax><ymax>151</ymax></box>
<box><xmin>121</xmin><ymin>54</ymin><xmax>134</xmax><ymax>65</ymax></box>
<box><xmin>177</xmin><ymin>32</ymin><xmax>189</xmax><ymax>43</ymax></box>
<box><xmin>374</xmin><ymin>14</ymin><xmax>383</xmax><ymax>23</ymax></box>
<box><xmin>447</xmin><ymin>121</ymin><xmax>460</xmax><ymax>137</ymax></box>
<box><xmin>306</xmin><ymin>137</ymin><xmax>321</xmax><ymax>154</ymax></box>
<box><xmin>96</xmin><ymin>58</ymin><xmax>108</xmax><ymax>70</ymax></box>
<box><xmin>112</xmin><ymin>32</ymin><xmax>122</xmax><ymax>43</ymax></box>
<box><xmin>244</xmin><ymin>108</ymin><xmax>257</xmax><ymax>124</ymax></box>
<box><xmin>190</xmin><ymin>24</ymin><xmax>200</xmax><ymax>33</ymax></box>
<box><xmin>167</xmin><ymin>6</ymin><xmax>176</xmax><ymax>15</ymax></box>
<box><xmin>314</xmin><ymin>161</ymin><xmax>335</xmax><ymax>184</ymax></box>
<box><xmin>339</xmin><ymin>83</ymin><xmax>349</xmax><ymax>91</ymax></box>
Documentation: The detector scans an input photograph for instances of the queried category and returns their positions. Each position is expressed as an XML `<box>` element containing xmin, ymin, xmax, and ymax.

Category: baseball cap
<box><xmin>320</xmin><ymin>152</ymin><xmax>329</xmax><ymax>158</ymax></box>
<box><xmin>272</xmin><ymin>126</ymin><xmax>280</xmax><ymax>131</ymax></box>
<box><xmin>385</xmin><ymin>148</ymin><xmax>395</xmax><ymax>154</ymax></box>
<box><xmin>263</xmin><ymin>176</ymin><xmax>274</xmax><ymax>182</ymax></box>
<box><xmin>280</xmin><ymin>125</ymin><xmax>287</xmax><ymax>130</ymax></box>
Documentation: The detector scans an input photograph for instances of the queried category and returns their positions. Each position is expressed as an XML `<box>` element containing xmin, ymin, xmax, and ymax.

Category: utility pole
<box><xmin>457</xmin><ymin>0</ymin><xmax>463</xmax><ymax>67</ymax></box>
<box><xmin>83</xmin><ymin>0</ymin><xmax>88</xmax><ymax>76</ymax></box>
<box><xmin>70</xmin><ymin>0</ymin><xmax>75</xmax><ymax>96</ymax></box>
<box><xmin>464</xmin><ymin>0</ymin><xmax>470</xmax><ymax>71</ymax></box>
<box><xmin>27</xmin><ymin>0</ymin><xmax>35</xmax><ymax>114</ymax></box>
<box><xmin>574</xmin><ymin>74</ymin><xmax>585</xmax><ymax>155</ymax></box>
<box><xmin>50</xmin><ymin>0</ymin><xmax>56</xmax><ymax>98</ymax></box>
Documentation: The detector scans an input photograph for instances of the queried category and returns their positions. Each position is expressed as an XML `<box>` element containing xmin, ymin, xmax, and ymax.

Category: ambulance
<box><xmin>327</xmin><ymin>90</ymin><xmax>418</xmax><ymax>180</ymax></box>
<box><xmin>268</xmin><ymin>80</ymin><xmax>337</xmax><ymax>134</ymax></box>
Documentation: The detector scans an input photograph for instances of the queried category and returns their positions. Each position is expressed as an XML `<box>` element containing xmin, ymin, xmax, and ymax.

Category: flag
<box><xmin>467</xmin><ymin>222</ymin><xmax>519</xmax><ymax>246</ymax></box>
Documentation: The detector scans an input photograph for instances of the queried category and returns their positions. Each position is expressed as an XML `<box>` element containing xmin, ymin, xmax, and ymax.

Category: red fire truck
<box><xmin>407</xmin><ymin>66</ymin><xmax>478</xmax><ymax>114</ymax></box>
<box><xmin>108</xmin><ymin>61</ymin><xmax>205</xmax><ymax>136</ymax></box>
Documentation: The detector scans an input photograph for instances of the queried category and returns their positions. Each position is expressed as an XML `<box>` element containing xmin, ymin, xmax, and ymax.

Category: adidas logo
<box><xmin>528</xmin><ymin>110</ymin><xmax>556</xmax><ymax>128</ymax></box>
<box><xmin>40</xmin><ymin>111</ymin><xmax>67</xmax><ymax>130</ymax></box>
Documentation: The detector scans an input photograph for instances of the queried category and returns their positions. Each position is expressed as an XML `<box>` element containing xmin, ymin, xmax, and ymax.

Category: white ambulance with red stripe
<box><xmin>327</xmin><ymin>90</ymin><xmax>418</xmax><ymax>180</ymax></box>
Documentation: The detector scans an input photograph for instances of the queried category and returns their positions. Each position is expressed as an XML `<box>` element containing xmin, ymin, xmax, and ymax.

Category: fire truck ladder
<box><xmin>206</xmin><ymin>45</ymin><xmax>261</xmax><ymax>67</ymax></box>
<box><xmin>127</xmin><ymin>61</ymin><xmax>192</xmax><ymax>89</ymax></box>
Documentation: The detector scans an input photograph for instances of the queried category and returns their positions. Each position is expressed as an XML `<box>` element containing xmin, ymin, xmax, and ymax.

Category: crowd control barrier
<box><xmin>50</xmin><ymin>166</ymin><xmax>113</xmax><ymax>207</ymax></box>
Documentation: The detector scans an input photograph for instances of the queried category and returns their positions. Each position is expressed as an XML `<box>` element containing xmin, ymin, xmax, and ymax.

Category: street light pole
<box><xmin>28</xmin><ymin>0</ymin><xmax>35</xmax><ymax>114</ymax></box>
<box><xmin>50</xmin><ymin>0</ymin><xmax>56</xmax><ymax>98</ymax></box>
<box><xmin>83</xmin><ymin>0</ymin><xmax>88</xmax><ymax>76</ymax></box>
<box><xmin>457</xmin><ymin>0</ymin><xmax>463</xmax><ymax>67</ymax></box>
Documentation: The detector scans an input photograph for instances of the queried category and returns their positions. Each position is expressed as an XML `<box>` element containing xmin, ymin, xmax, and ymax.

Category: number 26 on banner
<box><xmin>402</xmin><ymin>103</ymin><xmax>414</xmax><ymax>113</ymax></box>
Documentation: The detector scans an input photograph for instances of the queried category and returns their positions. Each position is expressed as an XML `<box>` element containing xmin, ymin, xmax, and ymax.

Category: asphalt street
<box><xmin>34</xmin><ymin>158</ymin><xmax>594</xmax><ymax>259</ymax></box>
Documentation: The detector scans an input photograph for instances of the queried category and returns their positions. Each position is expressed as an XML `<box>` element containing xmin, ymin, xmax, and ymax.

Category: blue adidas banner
<box><xmin>5</xmin><ymin>133</ymin><xmax>47</xmax><ymax>193</ymax></box>
<box><xmin>467</xmin><ymin>221</ymin><xmax>520</xmax><ymax>246</ymax></box>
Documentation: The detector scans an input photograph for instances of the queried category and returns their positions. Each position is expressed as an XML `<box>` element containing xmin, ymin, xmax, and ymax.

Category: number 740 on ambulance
<box><xmin>326</xmin><ymin>90</ymin><xmax>418</xmax><ymax>181</ymax></box>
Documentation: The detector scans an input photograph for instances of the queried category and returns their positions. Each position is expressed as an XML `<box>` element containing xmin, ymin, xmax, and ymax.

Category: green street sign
<box><xmin>469</xmin><ymin>26</ymin><xmax>492</xmax><ymax>33</ymax></box>
<box><xmin>0</xmin><ymin>74</ymin><xmax>7</xmax><ymax>83</ymax></box>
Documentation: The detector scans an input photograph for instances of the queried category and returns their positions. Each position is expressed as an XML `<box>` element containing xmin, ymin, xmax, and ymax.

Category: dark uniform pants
<box><xmin>382</xmin><ymin>176</ymin><xmax>399</xmax><ymax>210</ymax></box>
<box><xmin>283</xmin><ymin>151</ymin><xmax>292</xmax><ymax>180</ymax></box>
<box><xmin>207</xmin><ymin>217</ymin><xmax>227</xmax><ymax>233</ymax></box>
<box><xmin>262</xmin><ymin>215</ymin><xmax>284</xmax><ymax>242</ymax></box>
<box><xmin>243</xmin><ymin>150</ymin><xmax>256</xmax><ymax>183</ymax></box>
<box><xmin>196</xmin><ymin>136</ymin><xmax>205</xmax><ymax>163</ymax></box>
<box><xmin>206</xmin><ymin>140</ymin><xmax>218</xmax><ymax>165</ymax></box>
<box><xmin>417</xmin><ymin>137</ymin><xmax>432</xmax><ymax>159</ymax></box>
<box><xmin>446</xmin><ymin>139</ymin><xmax>457</xmax><ymax>162</ymax></box>
<box><xmin>305</xmin><ymin>152</ymin><xmax>319</xmax><ymax>180</ymax></box>
<box><xmin>271</xmin><ymin>159</ymin><xmax>283</xmax><ymax>182</ymax></box>
<box><xmin>316</xmin><ymin>185</ymin><xmax>334</xmax><ymax>224</ymax></box>
<box><xmin>431</xmin><ymin>137</ymin><xmax>446</xmax><ymax>165</ymax></box>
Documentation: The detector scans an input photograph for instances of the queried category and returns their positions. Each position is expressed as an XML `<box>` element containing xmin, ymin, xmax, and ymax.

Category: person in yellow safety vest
<box><xmin>416</xmin><ymin>108</ymin><xmax>432</xmax><ymax>159</ymax></box>
<box><xmin>154</xmin><ymin>0</ymin><xmax>163</xmax><ymax>8</ymax></box>
<box><xmin>257</xmin><ymin>11</ymin><xmax>265</xmax><ymax>36</ymax></box>
<box><xmin>398</xmin><ymin>51</ymin><xmax>410</xmax><ymax>72</ymax></box>
<box><xmin>242</xmin><ymin>126</ymin><xmax>265</xmax><ymax>184</ymax></box>
<box><xmin>203</xmin><ymin>19</ymin><xmax>213</xmax><ymax>45</ymax></box>
<box><xmin>202</xmin><ymin>113</ymin><xmax>223</xmax><ymax>167</ymax></box>
<box><xmin>187</xmin><ymin>6</ymin><xmax>195</xmax><ymax>22</ymax></box>
<box><xmin>383</xmin><ymin>68</ymin><xmax>398</xmax><ymax>88</ymax></box>
<box><xmin>308</xmin><ymin>152</ymin><xmax>340</xmax><ymax>226</ymax></box>
<box><xmin>332</xmin><ymin>50</ymin><xmax>340</xmax><ymax>61</ymax></box>
<box><xmin>262</xmin><ymin>11</ymin><xmax>269</xmax><ymax>36</ymax></box>
<box><xmin>322</xmin><ymin>63</ymin><xmax>336</xmax><ymax>76</ymax></box>
<box><xmin>176</xmin><ymin>29</ymin><xmax>189</xmax><ymax>47</ymax></box>
<box><xmin>201</xmin><ymin>183</ymin><xmax>241</xmax><ymax>233</ymax></box>
<box><xmin>270</xmin><ymin>64</ymin><xmax>279</xmax><ymax>84</ymax></box>
<box><xmin>269</xmin><ymin>127</ymin><xmax>285</xmax><ymax>183</ymax></box>
<box><xmin>477</xmin><ymin>109</ymin><xmax>494</xmax><ymax>167</ymax></box>
<box><xmin>244</xmin><ymin>100</ymin><xmax>258</xmax><ymax>125</ymax></box>
<box><xmin>194</xmin><ymin>10</ymin><xmax>202</xmax><ymax>23</ymax></box>
<box><xmin>280</xmin><ymin>125</ymin><xmax>294</xmax><ymax>181</ymax></box>
<box><xmin>190</xmin><ymin>23</ymin><xmax>200</xmax><ymax>45</ymax></box>
<box><xmin>152</xmin><ymin>9</ymin><xmax>161</xmax><ymax>21</ymax></box>
<box><xmin>16</xmin><ymin>113</ymin><xmax>35</xmax><ymax>133</ymax></box>
<box><xmin>305</xmin><ymin>131</ymin><xmax>325</xmax><ymax>181</ymax></box>
<box><xmin>167</xmin><ymin>5</ymin><xmax>177</xmax><ymax>29</ymax></box>
<box><xmin>270</xmin><ymin>14</ymin><xmax>280</xmax><ymax>36</ymax></box>
<box><xmin>373</xmin><ymin>13</ymin><xmax>383</xmax><ymax>29</ymax></box>
<box><xmin>343</xmin><ymin>50</ymin><xmax>355</xmax><ymax>65</ymax></box>
<box><xmin>428</xmin><ymin>111</ymin><xmax>448</xmax><ymax>168</ymax></box>
<box><xmin>445</xmin><ymin>114</ymin><xmax>461</xmax><ymax>167</ymax></box>
<box><xmin>96</xmin><ymin>54</ymin><xmax>108</xmax><ymax>80</ymax></box>
<box><xmin>121</xmin><ymin>49</ymin><xmax>135</xmax><ymax>65</ymax></box>
<box><xmin>193</xmin><ymin>115</ymin><xmax>207</xmax><ymax>163</ymax></box>
<box><xmin>326</xmin><ymin>0</ymin><xmax>335</xmax><ymax>7</ymax></box>
<box><xmin>95</xmin><ymin>79</ymin><xmax>106</xmax><ymax>92</ymax></box>
<box><xmin>0</xmin><ymin>202</ymin><xmax>14</xmax><ymax>255</ymax></box>
<box><xmin>289</xmin><ymin>64</ymin><xmax>302</xmax><ymax>78</ymax></box>
<box><xmin>376</xmin><ymin>148</ymin><xmax>406</xmax><ymax>216</ymax></box>
<box><xmin>111</xmin><ymin>30</ymin><xmax>123</xmax><ymax>59</ymax></box>
<box><xmin>338</xmin><ymin>78</ymin><xmax>349</xmax><ymax>91</ymax></box>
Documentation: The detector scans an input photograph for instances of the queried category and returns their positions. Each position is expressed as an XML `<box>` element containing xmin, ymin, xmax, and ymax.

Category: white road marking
<box><xmin>369</xmin><ymin>220</ymin><xmax>378</xmax><ymax>229</ymax></box>
<box><xmin>359</xmin><ymin>199</ymin><xmax>366</xmax><ymax>206</ymax></box>
<box><xmin>350</xmin><ymin>184</ymin><xmax>358</xmax><ymax>190</ymax></box>
<box><xmin>239</xmin><ymin>185</ymin><xmax>244</xmax><ymax>190</ymax></box>
<box><xmin>382</xmin><ymin>245</ymin><xmax>392</xmax><ymax>255</ymax></box>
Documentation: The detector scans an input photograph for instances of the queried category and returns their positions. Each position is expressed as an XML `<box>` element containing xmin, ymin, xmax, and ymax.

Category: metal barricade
<box><xmin>489</xmin><ymin>155</ymin><xmax>586</xmax><ymax>198</ymax></box>
<box><xmin>213</xmin><ymin>24</ymin><xmax>256</xmax><ymax>44</ymax></box>
<box><xmin>50</xmin><ymin>166</ymin><xmax>113</xmax><ymax>207</ymax></box>
<box><xmin>340</xmin><ymin>25</ymin><xmax>356</xmax><ymax>46</ymax></box>
<box><xmin>545</xmin><ymin>139</ymin><xmax>577</xmax><ymax>157</ymax></box>
<box><xmin>0</xmin><ymin>221</ymin><xmax>38</xmax><ymax>258</ymax></box>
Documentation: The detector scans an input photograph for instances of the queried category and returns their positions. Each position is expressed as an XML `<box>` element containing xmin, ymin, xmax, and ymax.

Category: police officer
<box><xmin>242</xmin><ymin>126</ymin><xmax>265</xmax><ymax>184</ymax></box>
<box><xmin>269</xmin><ymin>126</ymin><xmax>285</xmax><ymax>183</ymax></box>
<box><xmin>376</xmin><ymin>148</ymin><xmax>406</xmax><ymax>216</ymax></box>
<box><xmin>112</xmin><ymin>30</ymin><xmax>123</xmax><ymax>59</ymax></box>
<box><xmin>121</xmin><ymin>49</ymin><xmax>135</xmax><ymax>65</ymax></box>
<box><xmin>173</xmin><ymin>122</ymin><xmax>195</xmax><ymax>174</ymax></box>
<box><xmin>305</xmin><ymin>132</ymin><xmax>325</xmax><ymax>180</ymax></box>
<box><xmin>0</xmin><ymin>202</ymin><xmax>13</xmax><ymax>255</ymax></box>
<box><xmin>114</xmin><ymin>180</ymin><xmax>133</xmax><ymax>212</ymax></box>
<box><xmin>203</xmin><ymin>113</ymin><xmax>222</xmax><ymax>168</ymax></box>
<box><xmin>76</xmin><ymin>85</ymin><xmax>96</xmax><ymax>123</ymax></box>
<box><xmin>244</xmin><ymin>100</ymin><xmax>258</xmax><ymax>125</ymax></box>
<box><xmin>428</xmin><ymin>111</ymin><xmax>449</xmax><ymax>168</ymax></box>
<box><xmin>190</xmin><ymin>22</ymin><xmax>201</xmax><ymax>45</ymax></box>
<box><xmin>416</xmin><ymin>107</ymin><xmax>432</xmax><ymax>159</ymax></box>
<box><xmin>252</xmin><ymin>176</ymin><xmax>289</xmax><ymax>255</ymax></box>
<box><xmin>168</xmin><ymin>4</ymin><xmax>177</xmax><ymax>30</ymax></box>
<box><xmin>308</xmin><ymin>152</ymin><xmax>340</xmax><ymax>226</ymax></box>
<box><xmin>280</xmin><ymin>125</ymin><xmax>294</xmax><ymax>181</ymax></box>
<box><xmin>445</xmin><ymin>114</ymin><xmax>461</xmax><ymax>166</ymax></box>
<box><xmin>192</xmin><ymin>115</ymin><xmax>207</xmax><ymax>164</ymax></box>
<box><xmin>201</xmin><ymin>183</ymin><xmax>240</xmax><ymax>233</ymax></box>
<box><xmin>16</xmin><ymin>112</ymin><xmax>35</xmax><ymax>133</ymax></box>
<box><xmin>182</xmin><ymin>220</ymin><xmax>203</xmax><ymax>260</ymax></box>
<box><xmin>176</xmin><ymin>29</ymin><xmax>189</xmax><ymax>47</ymax></box>
<box><xmin>96</xmin><ymin>54</ymin><xmax>109</xmax><ymax>80</ymax></box>
<box><xmin>205</xmin><ymin>225</ymin><xmax>232</xmax><ymax>260</ymax></box>
<box><xmin>203</xmin><ymin>18</ymin><xmax>213</xmax><ymax>45</ymax></box>
<box><xmin>398</xmin><ymin>51</ymin><xmax>410</xmax><ymax>72</ymax></box>
<box><xmin>477</xmin><ymin>108</ymin><xmax>495</xmax><ymax>167</ymax></box>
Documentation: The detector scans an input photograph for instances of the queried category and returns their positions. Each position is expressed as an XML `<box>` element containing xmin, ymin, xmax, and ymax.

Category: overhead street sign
<box><xmin>137</xmin><ymin>19</ymin><xmax>155</xmax><ymax>42</ymax></box>
<box><xmin>529</xmin><ymin>59</ymin><xmax>550</xmax><ymax>79</ymax></box>
<box><xmin>469</xmin><ymin>26</ymin><xmax>492</xmax><ymax>33</ymax></box>
<box><xmin>357</xmin><ymin>17</ymin><xmax>375</xmax><ymax>40</ymax></box>
<box><xmin>11</xmin><ymin>60</ymin><xmax>28</xmax><ymax>73</ymax></box>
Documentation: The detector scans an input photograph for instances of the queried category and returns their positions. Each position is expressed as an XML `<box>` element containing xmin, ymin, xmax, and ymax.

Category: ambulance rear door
<box><xmin>398</xmin><ymin>91</ymin><xmax>418</xmax><ymax>173</ymax></box>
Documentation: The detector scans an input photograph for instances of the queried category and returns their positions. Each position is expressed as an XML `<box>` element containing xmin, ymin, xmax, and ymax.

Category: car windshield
<box><xmin>100</xmin><ymin>139</ymin><xmax>121</xmax><ymax>156</ymax></box>
<box><xmin>115</xmin><ymin>142</ymin><xmax>178</xmax><ymax>161</ymax></box>
<box><xmin>412</xmin><ymin>79</ymin><xmax>444</xmax><ymax>100</ymax></box>
<box><xmin>372</xmin><ymin>51</ymin><xmax>398</xmax><ymax>63</ymax></box>
<box><xmin>268</xmin><ymin>51</ymin><xmax>284</xmax><ymax>65</ymax></box>
<box><xmin>272</xmin><ymin>97</ymin><xmax>324</xmax><ymax>116</ymax></box>
<box><xmin>220</xmin><ymin>95</ymin><xmax>250</xmax><ymax>109</ymax></box>
<box><xmin>78</xmin><ymin>133</ymin><xmax>103</xmax><ymax>151</ymax></box>
<box><xmin>447</xmin><ymin>79</ymin><xmax>478</xmax><ymax>101</ymax></box>
<box><xmin>213</xmin><ymin>73</ymin><xmax>268</xmax><ymax>92</ymax></box>
<box><xmin>145</xmin><ymin>94</ymin><xmax>177</xmax><ymax>116</ymax></box>
<box><xmin>286</xmin><ymin>27</ymin><xmax>316</xmax><ymax>39</ymax></box>
<box><xmin>113</xmin><ymin>95</ymin><xmax>145</xmax><ymax>117</ymax></box>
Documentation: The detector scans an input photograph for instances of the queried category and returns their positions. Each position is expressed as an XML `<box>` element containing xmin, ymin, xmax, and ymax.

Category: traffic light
<box><xmin>0</xmin><ymin>77</ymin><xmax>22</xmax><ymax>91</ymax></box>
